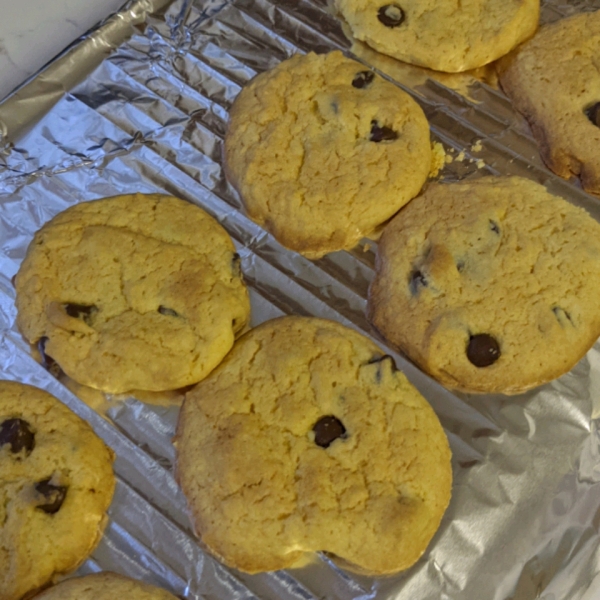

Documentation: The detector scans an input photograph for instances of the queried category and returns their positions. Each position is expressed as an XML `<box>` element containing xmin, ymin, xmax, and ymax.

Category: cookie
<box><xmin>15</xmin><ymin>193</ymin><xmax>251</xmax><ymax>394</ymax></box>
<box><xmin>31</xmin><ymin>572</ymin><xmax>179</xmax><ymax>600</ymax></box>
<box><xmin>224</xmin><ymin>51</ymin><xmax>431</xmax><ymax>259</ymax></box>
<box><xmin>333</xmin><ymin>0</ymin><xmax>539</xmax><ymax>72</ymax></box>
<box><xmin>0</xmin><ymin>381</ymin><xmax>115</xmax><ymax>600</ymax></box>
<box><xmin>175</xmin><ymin>316</ymin><xmax>452</xmax><ymax>575</ymax></box>
<box><xmin>368</xmin><ymin>176</ymin><xmax>600</xmax><ymax>395</ymax></box>
<box><xmin>498</xmin><ymin>11</ymin><xmax>600</xmax><ymax>195</ymax></box>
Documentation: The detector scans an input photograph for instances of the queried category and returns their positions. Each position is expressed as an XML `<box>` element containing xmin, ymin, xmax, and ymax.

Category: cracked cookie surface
<box><xmin>224</xmin><ymin>51</ymin><xmax>431</xmax><ymax>259</ymax></box>
<box><xmin>498</xmin><ymin>10</ymin><xmax>600</xmax><ymax>195</ymax></box>
<box><xmin>0</xmin><ymin>381</ymin><xmax>115</xmax><ymax>600</ymax></box>
<box><xmin>175</xmin><ymin>316</ymin><xmax>452</xmax><ymax>575</ymax></box>
<box><xmin>333</xmin><ymin>0</ymin><xmax>539</xmax><ymax>72</ymax></box>
<box><xmin>368</xmin><ymin>177</ymin><xmax>600</xmax><ymax>394</ymax></box>
<box><xmin>31</xmin><ymin>572</ymin><xmax>178</xmax><ymax>600</ymax></box>
<box><xmin>15</xmin><ymin>193</ymin><xmax>251</xmax><ymax>393</ymax></box>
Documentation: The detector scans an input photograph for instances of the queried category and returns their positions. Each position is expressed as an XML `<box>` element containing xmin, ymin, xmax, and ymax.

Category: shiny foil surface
<box><xmin>1</xmin><ymin>0</ymin><xmax>600</xmax><ymax>598</ymax></box>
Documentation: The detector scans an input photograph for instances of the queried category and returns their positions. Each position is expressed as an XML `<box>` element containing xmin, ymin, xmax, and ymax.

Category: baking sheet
<box><xmin>2</xmin><ymin>0</ymin><xmax>600</xmax><ymax>598</ymax></box>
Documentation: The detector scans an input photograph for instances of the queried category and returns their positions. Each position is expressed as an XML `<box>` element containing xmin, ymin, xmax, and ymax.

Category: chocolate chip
<box><xmin>313</xmin><ymin>416</ymin><xmax>347</xmax><ymax>448</ymax></box>
<box><xmin>456</xmin><ymin>260</ymin><xmax>465</xmax><ymax>273</ymax></box>
<box><xmin>158</xmin><ymin>306</ymin><xmax>179</xmax><ymax>317</ymax></box>
<box><xmin>377</xmin><ymin>4</ymin><xmax>405</xmax><ymax>27</ymax></box>
<box><xmin>231</xmin><ymin>252</ymin><xmax>242</xmax><ymax>278</ymax></box>
<box><xmin>585</xmin><ymin>102</ymin><xmax>600</xmax><ymax>127</ymax></box>
<box><xmin>352</xmin><ymin>71</ymin><xmax>374</xmax><ymax>89</ymax></box>
<box><xmin>409</xmin><ymin>269</ymin><xmax>427</xmax><ymax>295</ymax></box>
<box><xmin>64</xmin><ymin>303</ymin><xmax>97</xmax><ymax>326</ymax></box>
<box><xmin>553</xmin><ymin>306</ymin><xmax>573</xmax><ymax>326</ymax></box>
<box><xmin>467</xmin><ymin>334</ymin><xmax>500</xmax><ymax>368</ymax></box>
<box><xmin>0</xmin><ymin>418</ymin><xmax>35</xmax><ymax>455</ymax></box>
<box><xmin>34</xmin><ymin>479</ymin><xmax>67</xmax><ymax>514</ymax></box>
<box><xmin>370</xmin><ymin>121</ymin><xmax>398</xmax><ymax>142</ymax></box>
<box><xmin>489</xmin><ymin>220</ymin><xmax>500</xmax><ymax>234</ymax></box>
<box><xmin>368</xmin><ymin>354</ymin><xmax>397</xmax><ymax>383</ymax></box>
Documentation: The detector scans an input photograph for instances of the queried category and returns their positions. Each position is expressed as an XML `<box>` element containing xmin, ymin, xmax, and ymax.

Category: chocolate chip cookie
<box><xmin>15</xmin><ymin>193</ymin><xmax>250</xmax><ymax>393</ymax></box>
<box><xmin>175</xmin><ymin>316</ymin><xmax>452</xmax><ymax>575</ymax></box>
<box><xmin>368</xmin><ymin>176</ymin><xmax>600</xmax><ymax>394</ymax></box>
<box><xmin>333</xmin><ymin>0</ymin><xmax>539</xmax><ymax>72</ymax></box>
<box><xmin>0</xmin><ymin>381</ymin><xmax>115</xmax><ymax>600</ymax></box>
<box><xmin>498</xmin><ymin>10</ymin><xmax>600</xmax><ymax>195</ymax></box>
<box><xmin>224</xmin><ymin>51</ymin><xmax>431</xmax><ymax>259</ymax></box>
<box><xmin>31</xmin><ymin>572</ymin><xmax>179</xmax><ymax>600</ymax></box>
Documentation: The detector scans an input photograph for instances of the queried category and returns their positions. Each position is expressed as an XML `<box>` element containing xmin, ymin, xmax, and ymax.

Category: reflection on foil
<box><xmin>1</xmin><ymin>0</ymin><xmax>600</xmax><ymax>599</ymax></box>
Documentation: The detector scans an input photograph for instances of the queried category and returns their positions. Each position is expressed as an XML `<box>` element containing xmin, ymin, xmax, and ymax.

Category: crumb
<box><xmin>471</xmin><ymin>140</ymin><xmax>483</xmax><ymax>152</ymax></box>
<box><xmin>455</xmin><ymin>151</ymin><xmax>465</xmax><ymax>162</ymax></box>
<box><xmin>429</xmin><ymin>141</ymin><xmax>449</xmax><ymax>177</ymax></box>
<box><xmin>476</xmin><ymin>159</ymin><xmax>485</xmax><ymax>169</ymax></box>
<box><xmin>363</xmin><ymin>242</ymin><xmax>373</xmax><ymax>253</ymax></box>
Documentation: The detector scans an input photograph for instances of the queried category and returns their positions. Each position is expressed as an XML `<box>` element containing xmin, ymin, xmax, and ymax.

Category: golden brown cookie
<box><xmin>334</xmin><ymin>0</ymin><xmax>539</xmax><ymax>72</ymax></box>
<box><xmin>224</xmin><ymin>51</ymin><xmax>431</xmax><ymax>258</ymax></box>
<box><xmin>15</xmin><ymin>193</ymin><xmax>250</xmax><ymax>393</ymax></box>
<box><xmin>498</xmin><ymin>10</ymin><xmax>600</xmax><ymax>194</ymax></box>
<box><xmin>0</xmin><ymin>381</ymin><xmax>115</xmax><ymax>600</ymax></box>
<box><xmin>31</xmin><ymin>572</ymin><xmax>179</xmax><ymax>600</ymax></box>
<box><xmin>175</xmin><ymin>316</ymin><xmax>452</xmax><ymax>575</ymax></box>
<box><xmin>368</xmin><ymin>177</ymin><xmax>600</xmax><ymax>394</ymax></box>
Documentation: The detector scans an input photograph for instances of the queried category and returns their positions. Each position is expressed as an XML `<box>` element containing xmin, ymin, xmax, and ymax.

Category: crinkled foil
<box><xmin>1</xmin><ymin>0</ymin><xmax>600</xmax><ymax>599</ymax></box>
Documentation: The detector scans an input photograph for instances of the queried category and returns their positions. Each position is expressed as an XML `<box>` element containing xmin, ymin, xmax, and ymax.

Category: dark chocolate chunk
<box><xmin>0</xmin><ymin>418</ymin><xmax>35</xmax><ymax>455</ymax></box>
<box><xmin>489</xmin><ymin>220</ymin><xmax>500</xmax><ymax>234</ymax></box>
<box><xmin>409</xmin><ymin>269</ymin><xmax>428</xmax><ymax>295</ymax></box>
<box><xmin>158</xmin><ymin>306</ymin><xmax>179</xmax><ymax>317</ymax></box>
<box><xmin>34</xmin><ymin>479</ymin><xmax>67</xmax><ymax>514</ymax></box>
<box><xmin>377</xmin><ymin>4</ymin><xmax>405</xmax><ymax>27</ymax></box>
<box><xmin>64</xmin><ymin>303</ymin><xmax>97</xmax><ymax>326</ymax></box>
<box><xmin>313</xmin><ymin>415</ymin><xmax>347</xmax><ymax>448</ymax></box>
<box><xmin>466</xmin><ymin>334</ymin><xmax>500</xmax><ymax>368</ymax></box>
<box><xmin>231</xmin><ymin>252</ymin><xmax>242</xmax><ymax>278</ymax></box>
<box><xmin>368</xmin><ymin>354</ymin><xmax>397</xmax><ymax>383</ymax></box>
<box><xmin>370</xmin><ymin>121</ymin><xmax>398</xmax><ymax>142</ymax></box>
<box><xmin>552</xmin><ymin>306</ymin><xmax>574</xmax><ymax>326</ymax></box>
<box><xmin>352</xmin><ymin>71</ymin><xmax>375</xmax><ymax>89</ymax></box>
<box><xmin>585</xmin><ymin>102</ymin><xmax>600</xmax><ymax>127</ymax></box>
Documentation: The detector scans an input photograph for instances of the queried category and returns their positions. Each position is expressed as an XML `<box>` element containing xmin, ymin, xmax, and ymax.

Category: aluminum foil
<box><xmin>1</xmin><ymin>0</ymin><xmax>600</xmax><ymax>599</ymax></box>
